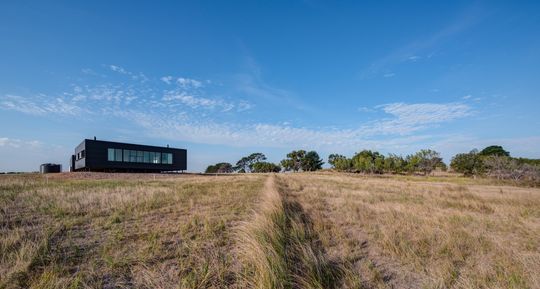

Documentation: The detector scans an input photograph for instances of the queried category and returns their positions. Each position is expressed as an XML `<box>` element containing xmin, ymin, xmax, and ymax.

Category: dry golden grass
<box><xmin>1</xmin><ymin>172</ymin><xmax>539</xmax><ymax>289</ymax></box>
<box><xmin>0</xmin><ymin>173</ymin><xmax>264</xmax><ymax>289</ymax></box>
<box><xmin>279</xmin><ymin>173</ymin><xmax>540</xmax><ymax>289</ymax></box>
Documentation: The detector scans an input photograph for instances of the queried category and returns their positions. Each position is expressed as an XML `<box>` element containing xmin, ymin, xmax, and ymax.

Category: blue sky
<box><xmin>1</xmin><ymin>1</ymin><xmax>540</xmax><ymax>172</ymax></box>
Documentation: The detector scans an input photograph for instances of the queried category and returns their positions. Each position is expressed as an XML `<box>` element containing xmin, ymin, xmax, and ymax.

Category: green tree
<box><xmin>405</xmin><ymin>154</ymin><xmax>420</xmax><ymax>174</ymax></box>
<box><xmin>384</xmin><ymin>154</ymin><xmax>405</xmax><ymax>174</ymax></box>
<box><xmin>301</xmin><ymin>151</ymin><xmax>324</xmax><ymax>171</ymax></box>
<box><xmin>235</xmin><ymin>153</ymin><xmax>267</xmax><ymax>172</ymax></box>
<box><xmin>414</xmin><ymin>149</ymin><xmax>444</xmax><ymax>175</ymax></box>
<box><xmin>205</xmin><ymin>162</ymin><xmax>233</xmax><ymax>173</ymax></box>
<box><xmin>235</xmin><ymin>156</ymin><xmax>250</xmax><ymax>172</ymax></box>
<box><xmin>328</xmin><ymin>154</ymin><xmax>346</xmax><ymax>168</ymax></box>
<box><xmin>479</xmin><ymin>145</ymin><xmax>510</xmax><ymax>157</ymax></box>
<box><xmin>373</xmin><ymin>154</ymin><xmax>385</xmax><ymax>174</ymax></box>
<box><xmin>450</xmin><ymin>150</ymin><xmax>484</xmax><ymax>176</ymax></box>
<box><xmin>281</xmin><ymin>150</ymin><xmax>306</xmax><ymax>172</ymax></box>
<box><xmin>352</xmin><ymin>150</ymin><xmax>383</xmax><ymax>173</ymax></box>
<box><xmin>334</xmin><ymin>157</ymin><xmax>353</xmax><ymax>172</ymax></box>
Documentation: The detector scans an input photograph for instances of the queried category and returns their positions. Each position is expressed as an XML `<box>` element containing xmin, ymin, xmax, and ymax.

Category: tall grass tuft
<box><xmin>237</xmin><ymin>175</ymin><xmax>343</xmax><ymax>289</ymax></box>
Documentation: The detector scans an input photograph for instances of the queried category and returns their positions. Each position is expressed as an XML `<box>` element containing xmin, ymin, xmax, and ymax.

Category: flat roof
<box><xmin>82</xmin><ymin>139</ymin><xmax>186</xmax><ymax>151</ymax></box>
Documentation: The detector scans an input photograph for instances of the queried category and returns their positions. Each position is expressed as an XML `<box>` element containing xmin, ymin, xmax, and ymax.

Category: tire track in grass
<box><xmin>237</xmin><ymin>175</ymin><xmax>344</xmax><ymax>289</ymax></box>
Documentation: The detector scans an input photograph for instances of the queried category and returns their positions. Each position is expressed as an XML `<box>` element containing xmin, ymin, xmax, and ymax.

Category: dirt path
<box><xmin>237</xmin><ymin>175</ymin><xmax>345</xmax><ymax>288</ymax></box>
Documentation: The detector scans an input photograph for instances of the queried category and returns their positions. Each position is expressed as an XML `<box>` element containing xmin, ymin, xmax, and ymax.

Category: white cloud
<box><xmin>355</xmin><ymin>102</ymin><xmax>471</xmax><ymax>136</ymax></box>
<box><xmin>380</xmin><ymin>102</ymin><xmax>471</xmax><ymax>125</ymax></box>
<box><xmin>161</xmin><ymin>76</ymin><xmax>173</xmax><ymax>84</ymax></box>
<box><xmin>1</xmin><ymin>64</ymin><xmax>473</xmax><ymax>155</ymax></box>
<box><xmin>163</xmin><ymin>92</ymin><xmax>218</xmax><ymax>108</ymax></box>
<box><xmin>462</xmin><ymin>94</ymin><xmax>472</xmax><ymax>99</ymax></box>
<box><xmin>358</xmin><ymin>106</ymin><xmax>374</xmax><ymax>112</ymax></box>
<box><xmin>110</xmin><ymin>101</ymin><xmax>471</xmax><ymax>151</ymax></box>
<box><xmin>0</xmin><ymin>137</ymin><xmax>41</xmax><ymax>148</ymax></box>
<box><xmin>109</xmin><ymin>65</ymin><xmax>128</xmax><ymax>74</ymax></box>
<box><xmin>161</xmin><ymin>91</ymin><xmax>248</xmax><ymax>112</ymax></box>
<box><xmin>0</xmin><ymin>94</ymin><xmax>83</xmax><ymax>116</ymax></box>
<box><xmin>177</xmin><ymin>77</ymin><xmax>202</xmax><ymax>88</ymax></box>
<box><xmin>109</xmin><ymin>65</ymin><xmax>148</xmax><ymax>82</ymax></box>
<box><xmin>383</xmin><ymin>73</ymin><xmax>395</xmax><ymax>78</ymax></box>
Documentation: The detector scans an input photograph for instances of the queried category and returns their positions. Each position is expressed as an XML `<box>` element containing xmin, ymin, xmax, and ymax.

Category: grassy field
<box><xmin>1</xmin><ymin>172</ymin><xmax>539</xmax><ymax>288</ymax></box>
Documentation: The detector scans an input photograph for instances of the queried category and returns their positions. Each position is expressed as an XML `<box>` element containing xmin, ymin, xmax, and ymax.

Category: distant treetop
<box><xmin>479</xmin><ymin>145</ymin><xmax>510</xmax><ymax>157</ymax></box>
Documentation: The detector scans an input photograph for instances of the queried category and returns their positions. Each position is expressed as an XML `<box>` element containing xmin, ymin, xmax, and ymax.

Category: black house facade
<box><xmin>71</xmin><ymin>139</ymin><xmax>187</xmax><ymax>172</ymax></box>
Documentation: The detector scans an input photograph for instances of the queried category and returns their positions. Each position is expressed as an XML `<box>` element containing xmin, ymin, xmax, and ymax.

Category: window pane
<box><xmin>124</xmin><ymin>150</ymin><xmax>129</xmax><ymax>162</ymax></box>
<box><xmin>154</xmin><ymin>152</ymin><xmax>161</xmax><ymax>164</ymax></box>
<box><xmin>144</xmin><ymin>151</ymin><xmax>150</xmax><ymax>163</ymax></box>
<box><xmin>108</xmin><ymin>148</ymin><xmax>114</xmax><ymax>161</ymax></box>
<box><xmin>161</xmin><ymin>152</ymin><xmax>167</xmax><ymax>164</ymax></box>
<box><xmin>115</xmin><ymin>149</ymin><xmax>122</xmax><ymax>161</ymax></box>
<box><xmin>130</xmin><ymin>150</ymin><xmax>137</xmax><ymax>162</ymax></box>
<box><xmin>137</xmin><ymin>151</ymin><xmax>143</xmax><ymax>163</ymax></box>
<box><xmin>168</xmin><ymin>153</ymin><xmax>173</xmax><ymax>164</ymax></box>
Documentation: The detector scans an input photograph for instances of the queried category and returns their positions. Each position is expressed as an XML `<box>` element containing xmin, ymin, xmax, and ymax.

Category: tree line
<box><xmin>450</xmin><ymin>145</ymin><xmax>540</xmax><ymax>182</ymax></box>
<box><xmin>205</xmin><ymin>150</ymin><xmax>323</xmax><ymax>173</ymax></box>
<box><xmin>328</xmin><ymin>149</ymin><xmax>446</xmax><ymax>175</ymax></box>
<box><xmin>205</xmin><ymin>145</ymin><xmax>540</xmax><ymax>182</ymax></box>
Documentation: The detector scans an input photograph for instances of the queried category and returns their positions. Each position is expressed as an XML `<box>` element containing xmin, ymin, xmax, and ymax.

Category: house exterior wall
<box><xmin>73</xmin><ymin>139</ymin><xmax>187</xmax><ymax>172</ymax></box>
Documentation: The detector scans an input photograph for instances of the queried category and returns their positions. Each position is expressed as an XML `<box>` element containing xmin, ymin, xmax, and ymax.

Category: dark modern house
<box><xmin>71</xmin><ymin>138</ymin><xmax>187</xmax><ymax>172</ymax></box>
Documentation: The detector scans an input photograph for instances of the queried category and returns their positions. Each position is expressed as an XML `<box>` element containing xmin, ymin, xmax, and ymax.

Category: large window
<box><xmin>129</xmin><ymin>150</ymin><xmax>137</xmax><ymax>162</ymax></box>
<box><xmin>107</xmin><ymin>148</ymin><xmax>174</xmax><ymax>164</ymax></box>
<box><xmin>115</xmin><ymin>149</ymin><xmax>122</xmax><ymax>161</ymax></box>
<box><xmin>108</xmin><ymin>148</ymin><xmax>115</xmax><ymax>161</ymax></box>
<box><xmin>161</xmin><ymin>153</ymin><xmax>173</xmax><ymax>164</ymax></box>
<box><xmin>123</xmin><ymin>149</ymin><xmax>129</xmax><ymax>162</ymax></box>
<box><xmin>153</xmin><ymin>152</ymin><xmax>161</xmax><ymax>164</ymax></box>
<box><xmin>109</xmin><ymin>148</ymin><xmax>125</xmax><ymax>162</ymax></box>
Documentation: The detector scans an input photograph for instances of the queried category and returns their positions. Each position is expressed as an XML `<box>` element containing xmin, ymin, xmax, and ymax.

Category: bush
<box><xmin>205</xmin><ymin>162</ymin><xmax>234</xmax><ymax>173</ymax></box>
<box><xmin>281</xmin><ymin>150</ymin><xmax>323</xmax><ymax>172</ymax></box>
<box><xmin>450</xmin><ymin>150</ymin><xmax>485</xmax><ymax>176</ymax></box>
<box><xmin>251</xmin><ymin>162</ymin><xmax>281</xmax><ymax>173</ymax></box>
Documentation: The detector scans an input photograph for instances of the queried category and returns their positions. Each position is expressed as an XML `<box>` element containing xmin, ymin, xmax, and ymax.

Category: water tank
<box><xmin>40</xmin><ymin>163</ymin><xmax>62</xmax><ymax>174</ymax></box>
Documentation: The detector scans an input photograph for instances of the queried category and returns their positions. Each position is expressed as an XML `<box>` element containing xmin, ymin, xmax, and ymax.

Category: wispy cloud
<box><xmin>0</xmin><ymin>137</ymin><xmax>41</xmax><ymax>148</ymax></box>
<box><xmin>360</xmin><ymin>3</ymin><xmax>488</xmax><ymax>78</ymax></box>
<box><xmin>177</xmin><ymin>77</ymin><xmax>203</xmax><ymax>88</ymax></box>
<box><xmin>358</xmin><ymin>106</ymin><xmax>375</xmax><ymax>112</ymax></box>
<box><xmin>111</xmin><ymin>100</ymin><xmax>472</xmax><ymax>150</ymax></box>
<box><xmin>109</xmin><ymin>65</ymin><xmax>128</xmax><ymax>74</ymax></box>
<box><xmin>0</xmin><ymin>66</ymin><xmax>472</xmax><ymax>152</ymax></box>
<box><xmin>162</xmin><ymin>91</ymin><xmax>237</xmax><ymax>112</ymax></box>
<box><xmin>1</xmin><ymin>67</ymin><xmax>253</xmax><ymax>120</ymax></box>
<box><xmin>232</xmin><ymin>56</ymin><xmax>313</xmax><ymax>112</ymax></box>
<box><xmin>160</xmin><ymin>76</ymin><xmax>174</xmax><ymax>84</ymax></box>
<box><xmin>0</xmin><ymin>94</ymin><xmax>83</xmax><ymax>116</ymax></box>
<box><xmin>108</xmin><ymin>64</ymin><xmax>149</xmax><ymax>82</ymax></box>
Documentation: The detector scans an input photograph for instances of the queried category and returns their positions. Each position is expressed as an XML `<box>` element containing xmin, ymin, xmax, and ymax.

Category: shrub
<box><xmin>252</xmin><ymin>162</ymin><xmax>281</xmax><ymax>173</ymax></box>
<box><xmin>205</xmin><ymin>162</ymin><xmax>234</xmax><ymax>173</ymax></box>
<box><xmin>450</xmin><ymin>150</ymin><xmax>485</xmax><ymax>176</ymax></box>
